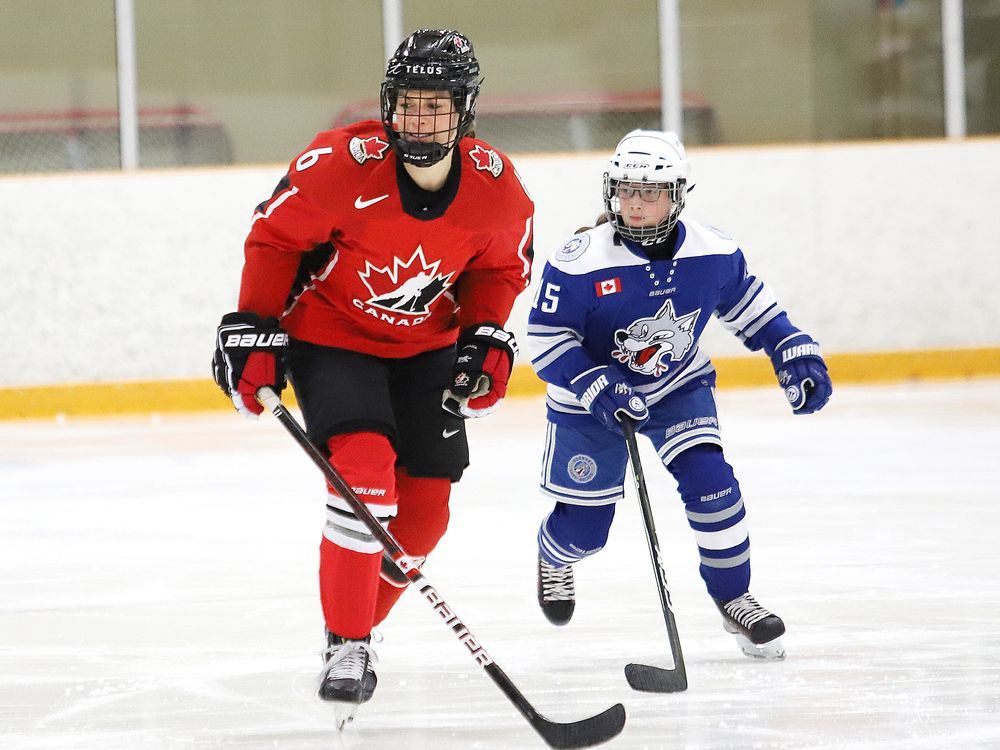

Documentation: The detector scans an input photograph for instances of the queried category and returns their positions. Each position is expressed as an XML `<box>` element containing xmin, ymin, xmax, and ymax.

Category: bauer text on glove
<box><xmin>212</xmin><ymin>311</ymin><xmax>288</xmax><ymax>418</ymax></box>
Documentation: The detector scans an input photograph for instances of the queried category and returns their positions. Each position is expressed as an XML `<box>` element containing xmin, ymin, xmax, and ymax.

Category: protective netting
<box><xmin>0</xmin><ymin>107</ymin><xmax>233</xmax><ymax>173</ymax></box>
<box><xmin>335</xmin><ymin>90</ymin><xmax>718</xmax><ymax>154</ymax></box>
<box><xmin>2</xmin><ymin>92</ymin><xmax>715</xmax><ymax>173</ymax></box>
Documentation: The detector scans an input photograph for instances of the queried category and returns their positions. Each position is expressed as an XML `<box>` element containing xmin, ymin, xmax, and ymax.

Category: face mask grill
<box><xmin>603</xmin><ymin>175</ymin><xmax>687</xmax><ymax>245</ymax></box>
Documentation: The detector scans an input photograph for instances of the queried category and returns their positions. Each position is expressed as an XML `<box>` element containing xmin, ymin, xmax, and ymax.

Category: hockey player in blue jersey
<box><xmin>527</xmin><ymin>129</ymin><xmax>832</xmax><ymax>659</ymax></box>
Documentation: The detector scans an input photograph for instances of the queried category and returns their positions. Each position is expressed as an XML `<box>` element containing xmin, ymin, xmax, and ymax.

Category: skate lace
<box><xmin>540</xmin><ymin>560</ymin><xmax>575</xmax><ymax>601</ymax></box>
<box><xmin>317</xmin><ymin>639</ymin><xmax>379</xmax><ymax>687</ymax></box>
<box><xmin>724</xmin><ymin>593</ymin><xmax>771</xmax><ymax>628</ymax></box>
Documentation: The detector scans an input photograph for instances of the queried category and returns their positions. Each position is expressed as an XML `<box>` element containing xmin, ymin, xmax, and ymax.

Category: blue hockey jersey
<box><xmin>526</xmin><ymin>219</ymin><xmax>800</xmax><ymax>418</ymax></box>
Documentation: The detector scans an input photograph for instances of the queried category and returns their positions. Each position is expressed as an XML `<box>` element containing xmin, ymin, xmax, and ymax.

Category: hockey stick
<box><xmin>621</xmin><ymin>418</ymin><xmax>688</xmax><ymax>693</ymax></box>
<box><xmin>256</xmin><ymin>387</ymin><xmax>625</xmax><ymax>749</ymax></box>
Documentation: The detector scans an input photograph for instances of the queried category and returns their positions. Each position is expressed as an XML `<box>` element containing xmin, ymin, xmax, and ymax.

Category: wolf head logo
<box><xmin>612</xmin><ymin>299</ymin><xmax>700</xmax><ymax>376</ymax></box>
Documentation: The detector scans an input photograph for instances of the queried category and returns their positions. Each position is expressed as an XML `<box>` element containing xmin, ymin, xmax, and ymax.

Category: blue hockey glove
<box><xmin>770</xmin><ymin>333</ymin><xmax>832</xmax><ymax>415</ymax></box>
<box><xmin>571</xmin><ymin>366</ymin><xmax>649</xmax><ymax>434</ymax></box>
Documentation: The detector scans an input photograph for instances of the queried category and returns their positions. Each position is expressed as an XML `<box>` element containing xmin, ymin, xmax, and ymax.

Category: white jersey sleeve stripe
<box><xmin>545</xmin><ymin>394</ymin><xmax>589</xmax><ymax>414</ymax></box>
<box><xmin>532</xmin><ymin>339</ymin><xmax>584</xmax><ymax>371</ymax></box>
<box><xmin>526</xmin><ymin>322</ymin><xmax>585</xmax><ymax>371</ymax></box>
<box><xmin>569</xmin><ymin>365</ymin><xmax>604</xmax><ymax>386</ymax></box>
<box><xmin>742</xmin><ymin>303</ymin><xmax>782</xmax><ymax>339</ymax></box>
<box><xmin>527</xmin><ymin>329</ymin><xmax>578</xmax><ymax>352</ymax></box>
<box><xmin>719</xmin><ymin>283</ymin><xmax>780</xmax><ymax>338</ymax></box>
<box><xmin>527</xmin><ymin>322</ymin><xmax>577</xmax><ymax>336</ymax></box>
<box><xmin>719</xmin><ymin>278</ymin><xmax>763</xmax><ymax>323</ymax></box>
<box><xmin>516</xmin><ymin>216</ymin><xmax>533</xmax><ymax>281</ymax></box>
<box><xmin>251</xmin><ymin>186</ymin><xmax>299</xmax><ymax>225</ymax></box>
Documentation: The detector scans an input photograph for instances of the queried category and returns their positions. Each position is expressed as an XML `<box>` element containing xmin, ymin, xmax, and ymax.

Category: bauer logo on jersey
<box><xmin>469</xmin><ymin>144</ymin><xmax>503</xmax><ymax>177</ymax></box>
<box><xmin>612</xmin><ymin>298</ymin><xmax>700</xmax><ymax>376</ymax></box>
<box><xmin>349</xmin><ymin>135</ymin><xmax>390</xmax><ymax>164</ymax></box>
<box><xmin>355</xmin><ymin>246</ymin><xmax>455</xmax><ymax>323</ymax></box>
<box><xmin>595</xmin><ymin>278</ymin><xmax>622</xmax><ymax>296</ymax></box>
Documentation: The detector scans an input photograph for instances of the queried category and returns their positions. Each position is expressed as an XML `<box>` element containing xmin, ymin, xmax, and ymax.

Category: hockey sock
<box><xmin>537</xmin><ymin>502</ymin><xmax>616</xmax><ymax>567</ymax></box>
<box><xmin>668</xmin><ymin>444</ymin><xmax>749</xmax><ymax>601</ymax></box>
<box><xmin>319</xmin><ymin>432</ymin><xmax>397</xmax><ymax>639</ymax></box>
<box><xmin>319</xmin><ymin>539</ymin><xmax>380</xmax><ymax>639</ymax></box>
<box><xmin>373</xmin><ymin>469</ymin><xmax>451</xmax><ymax>625</ymax></box>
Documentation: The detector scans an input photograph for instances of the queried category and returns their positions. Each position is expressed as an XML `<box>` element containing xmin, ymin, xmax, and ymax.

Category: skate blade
<box><xmin>733</xmin><ymin>633</ymin><xmax>786</xmax><ymax>661</ymax></box>
<box><xmin>332</xmin><ymin>701</ymin><xmax>361</xmax><ymax>731</ymax></box>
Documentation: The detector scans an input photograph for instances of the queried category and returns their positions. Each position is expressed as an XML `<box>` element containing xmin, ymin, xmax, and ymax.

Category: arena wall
<box><xmin>3</xmin><ymin>137</ymin><xmax>998</xmax><ymax>418</ymax></box>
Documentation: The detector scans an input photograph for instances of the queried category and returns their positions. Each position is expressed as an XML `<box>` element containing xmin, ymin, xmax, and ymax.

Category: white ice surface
<box><xmin>1</xmin><ymin>381</ymin><xmax>999</xmax><ymax>750</ymax></box>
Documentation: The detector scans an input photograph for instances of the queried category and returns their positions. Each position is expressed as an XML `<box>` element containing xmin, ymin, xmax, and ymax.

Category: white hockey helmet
<box><xmin>603</xmin><ymin>129</ymin><xmax>690</xmax><ymax>245</ymax></box>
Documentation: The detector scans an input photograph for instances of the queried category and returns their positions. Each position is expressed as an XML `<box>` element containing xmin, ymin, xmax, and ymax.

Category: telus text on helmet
<box><xmin>402</xmin><ymin>64</ymin><xmax>445</xmax><ymax>75</ymax></box>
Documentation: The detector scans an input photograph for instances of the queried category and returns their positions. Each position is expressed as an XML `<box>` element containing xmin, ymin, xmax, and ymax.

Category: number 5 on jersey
<box><xmin>533</xmin><ymin>282</ymin><xmax>560</xmax><ymax>314</ymax></box>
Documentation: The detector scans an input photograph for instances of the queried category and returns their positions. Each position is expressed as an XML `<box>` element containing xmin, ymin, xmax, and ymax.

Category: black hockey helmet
<box><xmin>380</xmin><ymin>29</ymin><xmax>482</xmax><ymax>166</ymax></box>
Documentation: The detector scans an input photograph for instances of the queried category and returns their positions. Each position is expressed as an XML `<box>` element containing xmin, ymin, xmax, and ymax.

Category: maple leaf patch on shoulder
<box><xmin>349</xmin><ymin>136</ymin><xmax>390</xmax><ymax>164</ymax></box>
<box><xmin>468</xmin><ymin>144</ymin><xmax>503</xmax><ymax>178</ymax></box>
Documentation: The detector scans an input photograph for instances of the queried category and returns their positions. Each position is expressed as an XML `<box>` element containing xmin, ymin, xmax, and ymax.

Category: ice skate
<box><xmin>714</xmin><ymin>593</ymin><xmax>786</xmax><ymax>661</ymax></box>
<box><xmin>317</xmin><ymin>631</ymin><xmax>379</xmax><ymax>728</ymax></box>
<box><xmin>537</xmin><ymin>558</ymin><xmax>576</xmax><ymax>626</ymax></box>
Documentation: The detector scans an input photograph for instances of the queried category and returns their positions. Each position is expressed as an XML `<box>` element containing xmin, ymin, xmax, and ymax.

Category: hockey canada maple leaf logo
<box><xmin>349</xmin><ymin>136</ymin><xmax>390</xmax><ymax>164</ymax></box>
<box><xmin>468</xmin><ymin>144</ymin><xmax>503</xmax><ymax>177</ymax></box>
<box><xmin>358</xmin><ymin>246</ymin><xmax>454</xmax><ymax>315</ymax></box>
<box><xmin>612</xmin><ymin>299</ymin><xmax>700</xmax><ymax>377</ymax></box>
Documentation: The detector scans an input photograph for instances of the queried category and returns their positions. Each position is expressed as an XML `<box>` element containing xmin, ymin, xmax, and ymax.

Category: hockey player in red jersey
<box><xmin>211</xmin><ymin>29</ymin><xmax>534</xmax><ymax>716</ymax></box>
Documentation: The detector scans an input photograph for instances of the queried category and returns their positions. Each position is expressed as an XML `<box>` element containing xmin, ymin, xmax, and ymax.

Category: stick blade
<box><xmin>624</xmin><ymin>662</ymin><xmax>688</xmax><ymax>693</ymax></box>
<box><xmin>532</xmin><ymin>703</ymin><xmax>627</xmax><ymax>749</ymax></box>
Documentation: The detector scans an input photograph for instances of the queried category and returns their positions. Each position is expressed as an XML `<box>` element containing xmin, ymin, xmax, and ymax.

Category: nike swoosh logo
<box><xmin>442</xmin><ymin>428</ymin><xmax>460</xmax><ymax>438</ymax></box>
<box><xmin>354</xmin><ymin>194</ymin><xmax>390</xmax><ymax>209</ymax></box>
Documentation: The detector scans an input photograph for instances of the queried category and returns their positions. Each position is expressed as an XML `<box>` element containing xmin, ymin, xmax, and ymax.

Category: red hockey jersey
<box><xmin>237</xmin><ymin>121</ymin><xmax>534</xmax><ymax>358</ymax></box>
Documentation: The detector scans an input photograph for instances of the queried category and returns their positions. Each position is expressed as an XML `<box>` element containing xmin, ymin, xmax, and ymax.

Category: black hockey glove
<box><xmin>769</xmin><ymin>332</ymin><xmax>832</xmax><ymax>414</ymax></box>
<box><xmin>442</xmin><ymin>323</ymin><xmax>517</xmax><ymax>419</ymax></box>
<box><xmin>212</xmin><ymin>311</ymin><xmax>288</xmax><ymax>418</ymax></box>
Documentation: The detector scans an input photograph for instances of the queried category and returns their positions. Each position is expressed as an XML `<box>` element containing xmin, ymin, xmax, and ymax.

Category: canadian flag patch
<box><xmin>595</xmin><ymin>278</ymin><xmax>622</xmax><ymax>296</ymax></box>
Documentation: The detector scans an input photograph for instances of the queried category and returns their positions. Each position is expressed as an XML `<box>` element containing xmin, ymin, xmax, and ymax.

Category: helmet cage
<box><xmin>380</xmin><ymin>30</ymin><xmax>482</xmax><ymax>166</ymax></box>
<box><xmin>602</xmin><ymin>129</ymin><xmax>690</xmax><ymax>245</ymax></box>
<box><xmin>604</xmin><ymin>175</ymin><xmax>688</xmax><ymax>245</ymax></box>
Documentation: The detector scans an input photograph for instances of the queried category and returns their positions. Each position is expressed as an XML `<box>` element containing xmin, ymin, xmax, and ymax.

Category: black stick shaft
<box><xmin>622</xmin><ymin>419</ymin><xmax>687</xmax><ymax>675</ymax></box>
<box><xmin>256</xmin><ymin>387</ymin><xmax>625</xmax><ymax>748</ymax></box>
